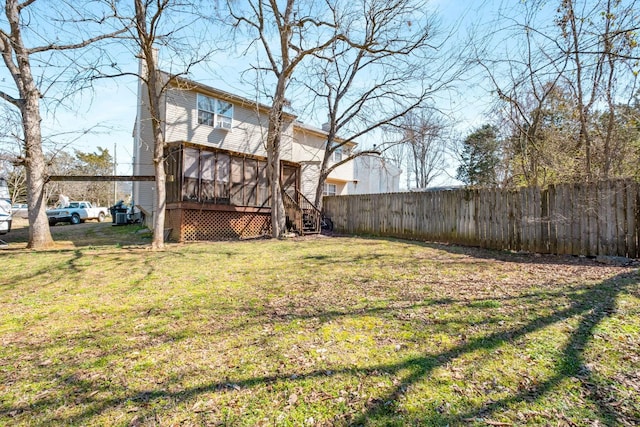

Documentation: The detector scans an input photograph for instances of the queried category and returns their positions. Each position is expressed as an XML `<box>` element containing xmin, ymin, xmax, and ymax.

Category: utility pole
<box><xmin>113</xmin><ymin>142</ymin><xmax>117</xmax><ymax>205</ymax></box>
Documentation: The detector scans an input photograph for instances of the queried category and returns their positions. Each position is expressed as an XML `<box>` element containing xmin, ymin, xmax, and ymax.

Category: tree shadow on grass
<box><xmin>350</xmin><ymin>235</ymin><xmax>632</xmax><ymax>268</ymax></box>
<box><xmin>348</xmin><ymin>270</ymin><xmax>639</xmax><ymax>426</ymax></box>
<box><xmin>9</xmin><ymin>268</ymin><xmax>633</xmax><ymax>426</ymax></box>
<box><xmin>1</xmin><ymin>221</ymin><xmax>151</xmax><ymax>248</ymax></box>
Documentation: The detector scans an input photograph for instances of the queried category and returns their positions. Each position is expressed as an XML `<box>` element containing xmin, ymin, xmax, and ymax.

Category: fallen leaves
<box><xmin>1</xmin><ymin>237</ymin><xmax>638</xmax><ymax>426</ymax></box>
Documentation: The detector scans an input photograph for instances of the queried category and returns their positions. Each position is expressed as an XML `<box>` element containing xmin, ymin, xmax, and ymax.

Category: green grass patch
<box><xmin>0</xmin><ymin>225</ymin><xmax>638</xmax><ymax>425</ymax></box>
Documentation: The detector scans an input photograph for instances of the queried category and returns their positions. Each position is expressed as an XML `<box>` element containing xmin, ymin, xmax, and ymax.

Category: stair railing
<box><xmin>282</xmin><ymin>190</ymin><xmax>321</xmax><ymax>235</ymax></box>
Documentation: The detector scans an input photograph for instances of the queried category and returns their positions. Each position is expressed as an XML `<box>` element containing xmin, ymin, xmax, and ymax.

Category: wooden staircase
<box><xmin>284</xmin><ymin>190</ymin><xmax>321</xmax><ymax>235</ymax></box>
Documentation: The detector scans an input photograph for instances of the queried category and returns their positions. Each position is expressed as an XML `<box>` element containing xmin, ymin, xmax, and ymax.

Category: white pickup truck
<box><xmin>47</xmin><ymin>201</ymin><xmax>109</xmax><ymax>225</ymax></box>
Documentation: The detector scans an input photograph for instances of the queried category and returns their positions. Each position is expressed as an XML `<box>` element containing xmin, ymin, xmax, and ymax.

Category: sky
<box><xmin>0</xmin><ymin>0</ymin><xmax>548</xmax><ymax>187</ymax></box>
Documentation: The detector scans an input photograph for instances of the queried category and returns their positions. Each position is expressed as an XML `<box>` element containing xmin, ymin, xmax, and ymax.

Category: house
<box><xmin>132</xmin><ymin>72</ymin><xmax>397</xmax><ymax>241</ymax></box>
<box><xmin>348</xmin><ymin>154</ymin><xmax>402</xmax><ymax>195</ymax></box>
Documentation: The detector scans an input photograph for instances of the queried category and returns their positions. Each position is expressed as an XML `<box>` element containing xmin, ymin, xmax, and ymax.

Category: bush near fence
<box><xmin>323</xmin><ymin>180</ymin><xmax>640</xmax><ymax>258</ymax></box>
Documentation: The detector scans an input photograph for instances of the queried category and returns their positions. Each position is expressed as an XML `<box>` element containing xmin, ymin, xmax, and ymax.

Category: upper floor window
<box><xmin>332</xmin><ymin>144</ymin><xmax>343</xmax><ymax>162</ymax></box>
<box><xmin>197</xmin><ymin>94</ymin><xmax>233</xmax><ymax>130</ymax></box>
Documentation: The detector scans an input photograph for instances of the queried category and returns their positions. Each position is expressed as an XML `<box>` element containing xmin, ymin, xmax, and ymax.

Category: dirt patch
<box><xmin>2</xmin><ymin>217</ymin><xmax>151</xmax><ymax>248</ymax></box>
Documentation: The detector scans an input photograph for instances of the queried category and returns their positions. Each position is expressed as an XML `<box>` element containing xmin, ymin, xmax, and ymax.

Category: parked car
<box><xmin>11</xmin><ymin>203</ymin><xmax>28</xmax><ymax>219</ymax></box>
<box><xmin>47</xmin><ymin>201</ymin><xmax>109</xmax><ymax>225</ymax></box>
<box><xmin>0</xmin><ymin>179</ymin><xmax>11</xmax><ymax>235</ymax></box>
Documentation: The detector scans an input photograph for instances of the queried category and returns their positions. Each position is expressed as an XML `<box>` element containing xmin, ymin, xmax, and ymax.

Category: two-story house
<box><xmin>132</xmin><ymin>72</ymin><xmax>397</xmax><ymax>241</ymax></box>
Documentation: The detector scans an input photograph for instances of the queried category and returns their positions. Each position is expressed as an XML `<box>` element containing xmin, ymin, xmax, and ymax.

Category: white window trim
<box><xmin>323</xmin><ymin>183</ymin><xmax>337</xmax><ymax>196</ymax></box>
<box><xmin>197</xmin><ymin>94</ymin><xmax>234</xmax><ymax>130</ymax></box>
<box><xmin>331</xmin><ymin>144</ymin><xmax>343</xmax><ymax>163</ymax></box>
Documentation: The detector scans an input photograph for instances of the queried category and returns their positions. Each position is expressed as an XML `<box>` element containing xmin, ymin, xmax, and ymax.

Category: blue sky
<box><xmin>0</xmin><ymin>0</ymin><xmax>556</xmax><ymax>185</ymax></box>
<box><xmin>88</xmin><ymin>0</ymin><xmax>498</xmax><ymax>178</ymax></box>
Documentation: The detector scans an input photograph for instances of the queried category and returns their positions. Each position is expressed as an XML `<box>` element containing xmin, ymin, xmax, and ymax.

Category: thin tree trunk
<box><xmin>3</xmin><ymin>0</ymin><xmax>54</xmax><ymax>249</ymax></box>
<box><xmin>602</xmin><ymin>0</ymin><xmax>615</xmax><ymax>179</ymax></box>
<box><xmin>314</xmin><ymin>169</ymin><xmax>330</xmax><ymax>211</ymax></box>
<box><xmin>144</xmin><ymin>53</ymin><xmax>167</xmax><ymax>249</ymax></box>
<box><xmin>134</xmin><ymin>0</ymin><xmax>168</xmax><ymax>249</ymax></box>
<box><xmin>267</xmin><ymin>81</ymin><xmax>287</xmax><ymax>238</ymax></box>
<box><xmin>152</xmin><ymin>124</ymin><xmax>167</xmax><ymax>249</ymax></box>
<box><xmin>314</xmin><ymin>138</ymin><xmax>334</xmax><ymax>210</ymax></box>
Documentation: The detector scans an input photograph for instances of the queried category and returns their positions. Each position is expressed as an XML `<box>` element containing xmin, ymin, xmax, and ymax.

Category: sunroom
<box><xmin>163</xmin><ymin>142</ymin><xmax>320</xmax><ymax>241</ymax></box>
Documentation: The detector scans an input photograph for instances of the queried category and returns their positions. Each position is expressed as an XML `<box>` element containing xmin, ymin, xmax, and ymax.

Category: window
<box><xmin>197</xmin><ymin>94</ymin><xmax>233</xmax><ymax>130</ymax></box>
<box><xmin>182</xmin><ymin>148</ymin><xmax>200</xmax><ymax>201</ymax></box>
<box><xmin>323</xmin><ymin>183</ymin><xmax>337</xmax><ymax>196</ymax></box>
<box><xmin>215</xmin><ymin>153</ymin><xmax>230</xmax><ymax>202</ymax></box>
<box><xmin>332</xmin><ymin>144</ymin><xmax>343</xmax><ymax>162</ymax></box>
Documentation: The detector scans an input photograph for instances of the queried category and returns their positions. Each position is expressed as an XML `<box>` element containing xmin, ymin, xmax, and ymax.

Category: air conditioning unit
<box><xmin>216</xmin><ymin>120</ymin><xmax>232</xmax><ymax>130</ymax></box>
<box><xmin>115</xmin><ymin>212</ymin><xmax>128</xmax><ymax>225</ymax></box>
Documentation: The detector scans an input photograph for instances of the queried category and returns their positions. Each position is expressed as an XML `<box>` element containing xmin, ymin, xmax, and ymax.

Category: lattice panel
<box><xmin>177</xmin><ymin>209</ymin><xmax>271</xmax><ymax>241</ymax></box>
<box><xmin>165</xmin><ymin>209</ymin><xmax>182</xmax><ymax>242</ymax></box>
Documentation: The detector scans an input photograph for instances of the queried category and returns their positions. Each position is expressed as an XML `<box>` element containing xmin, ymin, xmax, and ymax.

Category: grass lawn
<box><xmin>0</xmin><ymin>221</ymin><xmax>639</xmax><ymax>426</ymax></box>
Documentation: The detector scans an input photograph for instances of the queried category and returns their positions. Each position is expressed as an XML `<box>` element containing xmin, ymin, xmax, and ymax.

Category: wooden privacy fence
<box><xmin>323</xmin><ymin>180</ymin><xmax>640</xmax><ymax>258</ymax></box>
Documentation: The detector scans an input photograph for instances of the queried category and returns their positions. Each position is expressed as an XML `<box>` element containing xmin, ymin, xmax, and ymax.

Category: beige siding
<box><xmin>301</xmin><ymin>162</ymin><xmax>320</xmax><ymax>201</ymax></box>
<box><xmin>293</xmin><ymin>129</ymin><xmax>325</xmax><ymax>201</ymax></box>
<box><xmin>325</xmin><ymin>179</ymin><xmax>347</xmax><ymax>196</ymax></box>
<box><xmin>330</xmin><ymin>162</ymin><xmax>355</xmax><ymax>185</ymax></box>
<box><xmin>280</xmin><ymin>121</ymin><xmax>294</xmax><ymax>161</ymax></box>
<box><xmin>293</xmin><ymin>128</ymin><xmax>325</xmax><ymax>162</ymax></box>
<box><xmin>292</xmin><ymin>126</ymin><xmax>358</xmax><ymax>197</ymax></box>
<box><xmin>163</xmin><ymin>88</ymin><xmax>295</xmax><ymax>160</ymax></box>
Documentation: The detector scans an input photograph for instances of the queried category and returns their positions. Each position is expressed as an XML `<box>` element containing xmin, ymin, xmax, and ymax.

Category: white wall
<box><xmin>132</xmin><ymin>75</ymin><xmax>160</xmax><ymax>218</ymax></box>
<box><xmin>292</xmin><ymin>125</ymin><xmax>357</xmax><ymax>200</ymax></box>
<box><xmin>349</xmin><ymin>155</ymin><xmax>402</xmax><ymax>195</ymax></box>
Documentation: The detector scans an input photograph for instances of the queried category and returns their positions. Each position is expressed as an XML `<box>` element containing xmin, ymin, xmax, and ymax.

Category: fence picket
<box><xmin>627</xmin><ymin>181</ymin><xmax>638</xmax><ymax>257</ymax></box>
<box><xmin>548</xmin><ymin>185</ymin><xmax>557</xmax><ymax>254</ymax></box>
<box><xmin>323</xmin><ymin>180</ymin><xmax>640</xmax><ymax>258</ymax></box>
<box><xmin>616</xmin><ymin>181</ymin><xmax>625</xmax><ymax>257</ymax></box>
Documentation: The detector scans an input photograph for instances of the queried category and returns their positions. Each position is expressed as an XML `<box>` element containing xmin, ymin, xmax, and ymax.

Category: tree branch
<box><xmin>0</xmin><ymin>90</ymin><xmax>24</xmax><ymax>108</ymax></box>
<box><xmin>28</xmin><ymin>27</ymin><xmax>130</xmax><ymax>54</ymax></box>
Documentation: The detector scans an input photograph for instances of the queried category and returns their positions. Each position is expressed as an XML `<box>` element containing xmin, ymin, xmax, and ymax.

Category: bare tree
<box><xmin>474</xmin><ymin>0</ymin><xmax>639</xmax><ymax>186</ymax></box>
<box><xmin>557</xmin><ymin>0</ymin><xmax>604</xmax><ymax>180</ymax></box>
<box><xmin>558</xmin><ymin>0</ymin><xmax>639</xmax><ymax>179</ymax></box>
<box><xmin>230</xmin><ymin>0</ymin><xmax>340</xmax><ymax>237</ymax></box>
<box><xmin>397</xmin><ymin>109</ymin><xmax>449</xmax><ymax>189</ymax></box>
<box><xmin>0</xmin><ymin>105</ymin><xmax>23</xmax><ymax>202</ymax></box>
<box><xmin>303</xmin><ymin>0</ymin><xmax>463</xmax><ymax>207</ymax></box>
<box><xmin>131</xmin><ymin>0</ymin><xmax>169</xmax><ymax>249</ymax></box>
<box><xmin>0</xmin><ymin>0</ymin><xmax>125</xmax><ymax>249</ymax></box>
<box><xmin>471</xmin><ymin>0</ymin><xmax>576</xmax><ymax>187</ymax></box>
<box><xmin>103</xmin><ymin>0</ymin><xmax>218</xmax><ymax>249</ymax></box>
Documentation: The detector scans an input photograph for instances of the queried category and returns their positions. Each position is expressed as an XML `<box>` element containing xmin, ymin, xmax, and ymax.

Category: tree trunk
<box><xmin>267</xmin><ymin>133</ymin><xmax>285</xmax><ymax>238</ymax></box>
<box><xmin>602</xmin><ymin>2</ymin><xmax>615</xmax><ymax>180</ymax></box>
<box><xmin>314</xmin><ymin>169</ymin><xmax>330</xmax><ymax>212</ymax></box>
<box><xmin>267</xmin><ymin>78</ymin><xmax>287</xmax><ymax>238</ymax></box>
<box><xmin>565</xmin><ymin>0</ymin><xmax>597</xmax><ymax>181</ymax></box>
<box><xmin>144</xmin><ymin>52</ymin><xmax>167</xmax><ymax>250</ymax></box>
<box><xmin>3</xmin><ymin>0</ymin><xmax>54</xmax><ymax>249</ymax></box>
<box><xmin>151</xmin><ymin>125</ymin><xmax>167</xmax><ymax>249</ymax></box>
<box><xmin>313</xmin><ymin>145</ymin><xmax>334</xmax><ymax>210</ymax></box>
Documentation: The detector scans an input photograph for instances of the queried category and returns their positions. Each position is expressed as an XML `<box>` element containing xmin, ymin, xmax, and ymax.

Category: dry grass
<box><xmin>0</xmin><ymin>222</ymin><xmax>638</xmax><ymax>426</ymax></box>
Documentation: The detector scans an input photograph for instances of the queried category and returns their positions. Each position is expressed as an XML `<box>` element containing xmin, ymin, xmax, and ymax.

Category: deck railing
<box><xmin>284</xmin><ymin>190</ymin><xmax>321</xmax><ymax>235</ymax></box>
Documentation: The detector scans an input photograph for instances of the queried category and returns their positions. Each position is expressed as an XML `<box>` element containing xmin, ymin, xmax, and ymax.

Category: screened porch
<box><xmin>163</xmin><ymin>142</ymin><xmax>302</xmax><ymax>241</ymax></box>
